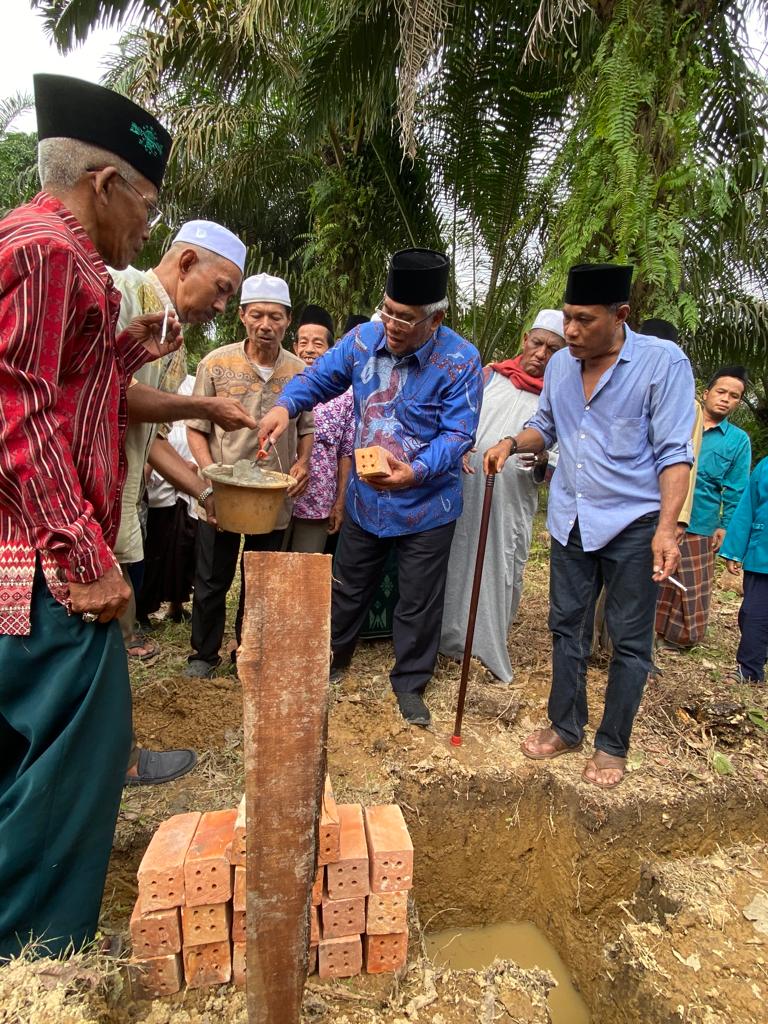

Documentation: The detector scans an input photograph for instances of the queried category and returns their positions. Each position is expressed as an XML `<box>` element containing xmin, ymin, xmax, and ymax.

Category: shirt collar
<box><xmin>709</xmin><ymin>417</ymin><xmax>730</xmax><ymax>435</ymax></box>
<box><xmin>617</xmin><ymin>324</ymin><xmax>636</xmax><ymax>362</ymax></box>
<box><xmin>373</xmin><ymin>323</ymin><xmax>439</xmax><ymax>368</ymax></box>
<box><xmin>146</xmin><ymin>268</ymin><xmax>175</xmax><ymax>311</ymax></box>
<box><xmin>33</xmin><ymin>191</ymin><xmax>112</xmax><ymax>287</ymax></box>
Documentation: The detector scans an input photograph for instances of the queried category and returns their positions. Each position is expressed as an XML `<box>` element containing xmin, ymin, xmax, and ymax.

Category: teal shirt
<box><xmin>687</xmin><ymin>419</ymin><xmax>751</xmax><ymax>537</ymax></box>
<box><xmin>720</xmin><ymin>457</ymin><xmax>768</xmax><ymax>574</ymax></box>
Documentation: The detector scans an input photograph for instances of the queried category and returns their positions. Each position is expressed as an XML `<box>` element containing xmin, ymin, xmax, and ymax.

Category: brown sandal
<box><xmin>581</xmin><ymin>750</ymin><xmax>626</xmax><ymax>789</ymax></box>
<box><xmin>521</xmin><ymin>727</ymin><xmax>583</xmax><ymax>760</ymax></box>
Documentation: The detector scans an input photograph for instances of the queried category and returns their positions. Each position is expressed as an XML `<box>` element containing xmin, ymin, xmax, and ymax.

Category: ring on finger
<box><xmin>82</xmin><ymin>611</ymin><xmax>98</xmax><ymax>623</ymax></box>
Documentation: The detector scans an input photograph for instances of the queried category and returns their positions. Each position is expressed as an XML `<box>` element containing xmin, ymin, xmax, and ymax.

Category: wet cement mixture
<box><xmin>2</xmin><ymin>525</ymin><xmax>767</xmax><ymax>1024</ymax></box>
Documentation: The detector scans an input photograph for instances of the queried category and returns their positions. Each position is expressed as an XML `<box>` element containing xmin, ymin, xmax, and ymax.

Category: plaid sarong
<box><xmin>655</xmin><ymin>532</ymin><xmax>714</xmax><ymax>646</ymax></box>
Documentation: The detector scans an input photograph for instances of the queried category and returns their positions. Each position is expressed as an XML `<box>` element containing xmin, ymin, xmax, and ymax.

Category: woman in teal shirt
<box><xmin>721</xmin><ymin>456</ymin><xmax>768</xmax><ymax>683</ymax></box>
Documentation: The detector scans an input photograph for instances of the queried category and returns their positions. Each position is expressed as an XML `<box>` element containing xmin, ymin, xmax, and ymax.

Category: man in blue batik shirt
<box><xmin>259</xmin><ymin>248</ymin><xmax>483</xmax><ymax>726</ymax></box>
<box><xmin>484</xmin><ymin>264</ymin><xmax>695</xmax><ymax>789</ymax></box>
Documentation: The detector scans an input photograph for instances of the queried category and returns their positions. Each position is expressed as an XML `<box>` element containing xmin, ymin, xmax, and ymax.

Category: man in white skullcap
<box><xmin>112</xmin><ymin>220</ymin><xmax>259</xmax><ymax>785</ymax></box>
<box><xmin>184</xmin><ymin>272</ymin><xmax>314</xmax><ymax>678</ymax></box>
<box><xmin>440</xmin><ymin>310</ymin><xmax>566</xmax><ymax>683</ymax></box>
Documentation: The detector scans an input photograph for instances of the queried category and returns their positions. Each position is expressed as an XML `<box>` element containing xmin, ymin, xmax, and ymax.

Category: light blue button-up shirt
<box><xmin>526</xmin><ymin>326</ymin><xmax>695</xmax><ymax>551</ymax></box>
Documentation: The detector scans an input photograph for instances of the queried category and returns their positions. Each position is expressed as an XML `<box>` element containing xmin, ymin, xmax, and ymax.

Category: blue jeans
<box><xmin>548</xmin><ymin>515</ymin><xmax>658</xmax><ymax>757</ymax></box>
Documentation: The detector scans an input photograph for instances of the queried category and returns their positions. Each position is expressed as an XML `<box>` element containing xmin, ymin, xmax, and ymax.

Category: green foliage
<box><xmin>0</xmin><ymin>132</ymin><xmax>37</xmax><ymax>215</ymax></box>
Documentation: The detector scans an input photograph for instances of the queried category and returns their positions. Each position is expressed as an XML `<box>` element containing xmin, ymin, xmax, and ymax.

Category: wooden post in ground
<box><xmin>240</xmin><ymin>551</ymin><xmax>331</xmax><ymax>1024</ymax></box>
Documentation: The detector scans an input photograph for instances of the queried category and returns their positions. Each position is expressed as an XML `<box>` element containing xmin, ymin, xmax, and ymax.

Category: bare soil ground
<box><xmin>2</xmin><ymin>521</ymin><xmax>767</xmax><ymax>1024</ymax></box>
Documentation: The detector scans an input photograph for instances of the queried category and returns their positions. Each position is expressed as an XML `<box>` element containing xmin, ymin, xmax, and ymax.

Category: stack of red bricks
<box><xmin>312</xmin><ymin>777</ymin><xmax>413</xmax><ymax>979</ymax></box>
<box><xmin>128</xmin><ymin>800</ymin><xmax>248</xmax><ymax>998</ymax></box>
<box><xmin>127</xmin><ymin>777</ymin><xmax>413</xmax><ymax>998</ymax></box>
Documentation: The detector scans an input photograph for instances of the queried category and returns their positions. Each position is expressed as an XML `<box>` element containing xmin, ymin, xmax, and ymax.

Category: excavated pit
<box><xmin>395</xmin><ymin>769</ymin><xmax>768</xmax><ymax>1024</ymax></box>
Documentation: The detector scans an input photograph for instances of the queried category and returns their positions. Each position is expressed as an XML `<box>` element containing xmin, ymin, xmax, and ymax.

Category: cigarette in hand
<box><xmin>665</xmin><ymin>575</ymin><xmax>688</xmax><ymax>593</ymax></box>
<box><xmin>160</xmin><ymin>304</ymin><xmax>170</xmax><ymax>345</ymax></box>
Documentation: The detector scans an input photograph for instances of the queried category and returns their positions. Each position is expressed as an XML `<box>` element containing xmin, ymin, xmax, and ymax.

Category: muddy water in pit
<box><xmin>425</xmin><ymin>921</ymin><xmax>590</xmax><ymax>1024</ymax></box>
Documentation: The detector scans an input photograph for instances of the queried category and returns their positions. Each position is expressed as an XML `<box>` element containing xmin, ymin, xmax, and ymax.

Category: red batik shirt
<box><xmin>0</xmin><ymin>192</ymin><xmax>153</xmax><ymax>635</ymax></box>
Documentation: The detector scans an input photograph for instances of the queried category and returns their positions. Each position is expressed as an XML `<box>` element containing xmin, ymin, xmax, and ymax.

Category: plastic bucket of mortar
<box><xmin>202</xmin><ymin>462</ymin><xmax>292</xmax><ymax>534</ymax></box>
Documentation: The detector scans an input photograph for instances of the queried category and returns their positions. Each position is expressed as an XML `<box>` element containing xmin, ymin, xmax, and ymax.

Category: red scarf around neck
<box><xmin>489</xmin><ymin>355</ymin><xmax>544</xmax><ymax>395</ymax></box>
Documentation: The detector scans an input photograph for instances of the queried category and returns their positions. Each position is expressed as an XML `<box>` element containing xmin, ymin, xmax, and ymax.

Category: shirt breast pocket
<box><xmin>609</xmin><ymin>417</ymin><xmax>646</xmax><ymax>458</ymax></box>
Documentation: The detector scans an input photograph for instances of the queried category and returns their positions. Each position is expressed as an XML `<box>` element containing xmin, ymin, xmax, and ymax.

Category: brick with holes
<box><xmin>364</xmin><ymin>931</ymin><xmax>408</xmax><ymax>974</ymax></box>
<box><xmin>181</xmin><ymin>901</ymin><xmax>232</xmax><ymax>947</ymax></box>
<box><xmin>234</xmin><ymin>865</ymin><xmax>245</xmax><ymax>912</ymax></box>
<box><xmin>366</xmin><ymin>890</ymin><xmax>408</xmax><ymax>935</ymax></box>
<box><xmin>363</xmin><ymin>805</ymin><xmax>413</xmax><ymax>893</ymax></box>
<box><xmin>137</xmin><ymin>812</ymin><xmax>201</xmax><ymax>913</ymax></box>
<box><xmin>183</xmin><ymin>939</ymin><xmax>232</xmax><ymax>989</ymax></box>
<box><xmin>311</xmin><ymin>865</ymin><xmax>324</xmax><ymax>906</ymax></box>
<box><xmin>354</xmin><ymin>446</ymin><xmax>391</xmax><ymax>479</ymax></box>
<box><xmin>317</xmin><ymin>775</ymin><xmax>340</xmax><ymax>865</ymax></box>
<box><xmin>321</xmin><ymin>890</ymin><xmax>366</xmax><ymax>939</ymax></box>
<box><xmin>232</xmin><ymin>909</ymin><xmax>246</xmax><ymax>943</ymax></box>
<box><xmin>318</xmin><ymin>934</ymin><xmax>362</xmax><ymax>979</ymax></box>
<box><xmin>326</xmin><ymin>803</ymin><xmax>369</xmax><ymax>901</ymax></box>
<box><xmin>231</xmin><ymin>794</ymin><xmax>246</xmax><ymax>866</ymax></box>
<box><xmin>233</xmin><ymin>941</ymin><xmax>246</xmax><ymax>989</ymax></box>
<box><xmin>127</xmin><ymin>952</ymin><xmax>183</xmax><ymax>999</ymax></box>
<box><xmin>129</xmin><ymin>901</ymin><xmax>181</xmax><ymax>957</ymax></box>
<box><xmin>184</xmin><ymin>808</ymin><xmax>237</xmax><ymax>907</ymax></box>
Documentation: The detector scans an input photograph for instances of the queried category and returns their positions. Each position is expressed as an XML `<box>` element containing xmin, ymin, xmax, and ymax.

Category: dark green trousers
<box><xmin>0</xmin><ymin>566</ymin><xmax>131</xmax><ymax>958</ymax></box>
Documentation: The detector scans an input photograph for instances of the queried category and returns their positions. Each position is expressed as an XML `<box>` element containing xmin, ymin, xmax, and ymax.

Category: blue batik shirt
<box><xmin>526</xmin><ymin>325</ymin><xmax>695</xmax><ymax>552</ymax></box>
<box><xmin>277</xmin><ymin>320</ymin><xmax>483</xmax><ymax>538</ymax></box>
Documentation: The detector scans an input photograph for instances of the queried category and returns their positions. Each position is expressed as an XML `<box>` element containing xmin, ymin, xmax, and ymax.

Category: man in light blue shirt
<box><xmin>484</xmin><ymin>264</ymin><xmax>695</xmax><ymax>788</ymax></box>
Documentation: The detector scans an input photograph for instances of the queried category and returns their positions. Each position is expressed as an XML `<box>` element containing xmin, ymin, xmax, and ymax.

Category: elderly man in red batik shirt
<box><xmin>0</xmin><ymin>75</ymin><xmax>181</xmax><ymax>958</ymax></box>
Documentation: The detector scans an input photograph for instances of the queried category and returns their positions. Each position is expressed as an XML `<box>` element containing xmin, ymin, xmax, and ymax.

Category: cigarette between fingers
<box><xmin>666</xmin><ymin>575</ymin><xmax>688</xmax><ymax>593</ymax></box>
<box><xmin>160</xmin><ymin>304</ymin><xmax>170</xmax><ymax>345</ymax></box>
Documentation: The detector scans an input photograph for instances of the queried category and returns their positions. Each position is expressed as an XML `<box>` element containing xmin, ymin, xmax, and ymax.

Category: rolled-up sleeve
<box><xmin>525</xmin><ymin>370</ymin><xmax>557</xmax><ymax>448</ymax></box>
<box><xmin>648</xmin><ymin>355</ymin><xmax>695</xmax><ymax>473</ymax></box>
<box><xmin>411</xmin><ymin>353</ymin><xmax>483</xmax><ymax>483</ymax></box>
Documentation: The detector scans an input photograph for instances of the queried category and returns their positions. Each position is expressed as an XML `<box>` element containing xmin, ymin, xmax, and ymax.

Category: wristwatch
<box><xmin>501</xmin><ymin>436</ymin><xmax>519</xmax><ymax>454</ymax></box>
<box><xmin>197</xmin><ymin>485</ymin><xmax>214</xmax><ymax>507</ymax></box>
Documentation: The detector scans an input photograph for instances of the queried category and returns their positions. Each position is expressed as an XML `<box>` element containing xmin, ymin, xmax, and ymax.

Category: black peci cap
<box><xmin>564</xmin><ymin>263</ymin><xmax>633</xmax><ymax>306</ymax></box>
<box><xmin>343</xmin><ymin>313</ymin><xmax>369</xmax><ymax>333</ymax></box>
<box><xmin>640</xmin><ymin>318</ymin><xmax>678</xmax><ymax>343</ymax></box>
<box><xmin>386</xmin><ymin>248</ymin><xmax>450</xmax><ymax>306</ymax></box>
<box><xmin>34</xmin><ymin>74</ymin><xmax>172</xmax><ymax>190</ymax></box>
<box><xmin>298</xmin><ymin>303</ymin><xmax>335</xmax><ymax>338</ymax></box>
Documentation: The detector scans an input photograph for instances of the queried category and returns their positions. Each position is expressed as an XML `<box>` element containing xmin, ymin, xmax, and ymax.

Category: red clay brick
<box><xmin>129</xmin><ymin>901</ymin><xmax>182</xmax><ymax>957</ymax></box>
<box><xmin>308</xmin><ymin>944</ymin><xmax>317</xmax><ymax>974</ymax></box>
<box><xmin>318</xmin><ymin>934</ymin><xmax>362</xmax><ymax>979</ymax></box>
<box><xmin>311</xmin><ymin>865</ymin><xmax>324</xmax><ymax>906</ymax></box>
<box><xmin>231</xmin><ymin>794</ymin><xmax>246</xmax><ymax>866</ymax></box>
<box><xmin>232</xmin><ymin>909</ymin><xmax>246</xmax><ymax>943</ymax></box>
<box><xmin>310</xmin><ymin>904</ymin><xmax>320</xmax><ymax>944</ymax></box>
<box><xmin>127</xmin><ymin>952</ymin><xmax>183</xmax><ymax>999</ymax></box>
<box><xmin>233</xmin><ymin>941</ymin><xmax>246</xmax><ymax>989</ymax></box>
<box><xmin>321</xmin><ymin>890</ymin><xmax>366</xmax><ymax>939</ymax></box>
<box><xmin>181</xmin><ymin>902</ymin><xmax>232</xmax><ymax>947</ymax></box>
<box><xmin>234</xmin><ymin>865</ymin><xmax>246</xmax><ymax>912</ymax></box>
<box><xmin>317</xmin><ymin>775</ymin><xmax>340</xmax><ymax>865</ymax></box>
<box><xmin>354</xmin><ymin>446</ymin><xmax>391</xmax><ymax>479</ymax></box>
<box><xmin>184</xmin><ymin>809</ymin><xmax>237</xmax><ymax>907</ymax></box>
<box><xmin>366</xmin><ymin>891</ymin><xmax>408</xmax><ymax>935</ymax></box>
<box><xmin>364</xmin><ymin>931</ymin><xmax>408</xmax><ymax>974</ymax></box>
<box><xmin>137</xmin><ymin>811</ymin><xmax>201</xmax><ymax>913</ymax></box>
<box><xmin>183</xmin><ymin>940</ymin><xmax>232</xmax><ymax>989</ymax></box>
<box><xmin>363</xmin><ymin>805</ymin><xmax>413</xmax><ymax>892</ymax></box>
<box><xmin>326</xmin><ymin>804</ymin><xmax>369</xmax><ymax>900</ymax></box>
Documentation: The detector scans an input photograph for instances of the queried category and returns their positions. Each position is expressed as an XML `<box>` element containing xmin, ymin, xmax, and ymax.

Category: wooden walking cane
<box><xmin>451</xmin><ymin>469</ymin><xmax>497</xmax><ymax>746</ymax></box>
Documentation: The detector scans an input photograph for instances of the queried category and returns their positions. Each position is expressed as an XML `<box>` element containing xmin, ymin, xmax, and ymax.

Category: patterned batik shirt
<box><xmin>0</xmin><ymin>192</ymin><xmax>155</xmax><ymax>634</ymax></box>
<box><xmin>293</xmin><ymin>389</ymin><xmax>355</xmax><ymax>521</ymax></box>
<box><xmin>278</xmin><ymin>320</ymin><xmax>483</xmax><ymax>538</ymax></box>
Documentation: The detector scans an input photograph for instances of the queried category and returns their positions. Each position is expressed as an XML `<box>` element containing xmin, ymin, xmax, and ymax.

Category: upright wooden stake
<box><xmin>240</xmin><ymin>551</ymin><xmax>331</xmax><ymax>1024</ymax></box>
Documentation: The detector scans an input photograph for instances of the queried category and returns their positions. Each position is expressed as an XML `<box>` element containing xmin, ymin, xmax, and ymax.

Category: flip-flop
<box><xmin>521</xmin><ymin>727</ymin><xmax>583</xmax><ymax>760</ymax></box>
<box><xmin>581</xmin><ymin>751</ymin><xmax>626</xmax><ymax>789</ymax></box>
<box><xmin>125</xmin><ymin>637</ymin><xmax>161</xmax><ymax>660</ymax></box>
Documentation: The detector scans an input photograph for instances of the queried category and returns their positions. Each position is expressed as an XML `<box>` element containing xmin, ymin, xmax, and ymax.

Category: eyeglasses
<box><xmin>374</xmin><ymin>303</ymin><xmax>433</xmax><ymax>331</ymax></box>
<box><xmin>117</xmin><ymin>173</ymin><xmax>165</xmax><ymax>229</ymax></box>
